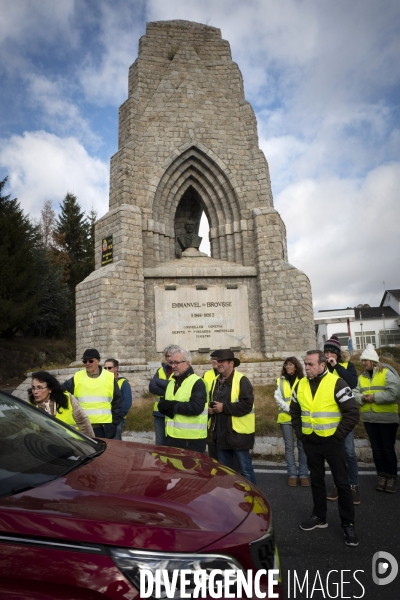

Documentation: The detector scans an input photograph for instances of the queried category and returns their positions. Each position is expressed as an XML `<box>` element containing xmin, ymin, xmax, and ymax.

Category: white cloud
<box><xmin>78</xmin><ymin>2</ymin><xmax>145</xmax><ymax>106</ymax></box>
<box><xmin>0</xmin><ymin>0</ymin><xmax>78</xmax><ymax>72</ymax></box>
<box><xmin>276</xmin><ymin>162</ymin><xmax>400</xmax><ymax>310</ymax></box>
<box><xmin>25</xmin><ymin>74</ymin><xmax>101</xmax><ymax>146</ymax></box>
<box><xmin>0</xmin><ymin>131</ymin><xmax>109</xmax><ymax>220</ymax></box>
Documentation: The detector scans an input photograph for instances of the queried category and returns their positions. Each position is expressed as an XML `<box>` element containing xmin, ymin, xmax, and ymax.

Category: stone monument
<box><xmin>75</xmin><ymin>20</ymin><xmax>315</xmax><ymax>362</ymax></box>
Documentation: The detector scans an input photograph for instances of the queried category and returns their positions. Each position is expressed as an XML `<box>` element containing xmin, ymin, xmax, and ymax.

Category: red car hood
<box><xmin>0</xmin><ymin>440</ymin><xmax>265</xmax><ymax>552</ymax></box>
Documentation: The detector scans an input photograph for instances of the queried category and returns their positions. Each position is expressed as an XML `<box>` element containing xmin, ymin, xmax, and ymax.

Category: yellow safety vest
<box><xmin>333</xmin><ymin>361</ymin><xmax>348</xmax><ymax>376</ymax></box>
<box><xmin>359</xmin><ymin>369</ymin><xmax>398</xmax><ymax>414</ymax></box>
<box><xmin>117</xmin><ymin>377</ymin><xmax>126</xmax><ymax>390</ymax></box>
<box><xmin>165</xmin><ymin>373</ymin><xmax>207</xmax><ymax>439</ymax></box>
<box><xmin>153</xmin><ymin>366</ymin><xmax>173</xmax><ymax>412</ymax></box>
<box><xmin>203</xmin><ymin>368</ymin><xmax>218</xmax><ymax>401</ymax></box>
<box><xmin>74</xmin><ymin>368</ymin><xmax>114</xmax><ymax>424</ymax></box>
<box><xmin>210</xmin><ymin>371</ymin><xmax>255</xmax><ymax>434</ymax></box>
<box><xmin>276</xmin><ymin>377</ymin><xmax>300</xmax><ymax>424</ymax></box>
<box><xmin>55</xmin><ymin>391</ymin><xmax>78</xmax><ymax>428</ymax></box>
<box><xmin>297</xmin><ymin>372</ymin><xmax>341</xmax><ymax>437</ymax></box>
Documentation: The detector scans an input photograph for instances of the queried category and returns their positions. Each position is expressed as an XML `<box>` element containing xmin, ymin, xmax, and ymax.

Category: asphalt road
<box><xmin>253</xmin><ymin>463</ymin><xmax>400</xmax><ymax>600</ymax></box>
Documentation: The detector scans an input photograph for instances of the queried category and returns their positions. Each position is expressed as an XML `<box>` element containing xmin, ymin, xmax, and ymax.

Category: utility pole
<box><xmin>382</xmin><ymin>312</ymin><xmax>388</xmax><ymax>347</ymax></box>
<box><xmin>359</xmin><ymin>311</ymin><xmax>365</xmax><ymax>350</ymax></box>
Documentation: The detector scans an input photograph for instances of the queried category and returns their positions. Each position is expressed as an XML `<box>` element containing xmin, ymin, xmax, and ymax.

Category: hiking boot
<box><xmin>300</xmin><ymin>515</ymin><xmax>328</xmax><ymax>531</ymax></box>
<box><xmin>326</xmin><ymin>484</ymin><xmax>338</xmax><ymax>501</ymax></box>
<box><xmin>342</xmin><ymin>523</ymin><xmax>359</xmax><ymax>546</ymax></box>
<box><xmin>288</xmin><ymin>477</ymin><xmax>297</xmax><ymax>487</ymax></box>
<box><xmin>351</xmin><ymin>485</ymin><xmax>361</xmax><ymax>505</ymax></box>
<box><xmin>376</xmin><ymin>473</ymin><xmax>386</xmax><ymax>492</ymax></box>
<box><xmin>385</xmin><ymin>475</ymin><xmax>397</xmax><ymax>494</ymax></box>
<box><xmin>300</xmin><ymin>477</ymin><xmax>310</xmax><ymax>487</ymax></box>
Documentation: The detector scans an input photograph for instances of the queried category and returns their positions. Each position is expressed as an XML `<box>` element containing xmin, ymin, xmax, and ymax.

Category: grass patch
<box><xmin>254</xmin><ymin>384</ymin><xmax>281</xmax><ymax>436</ymax></box>
<box><xmin>125</xmin><ymin>395</ymin><xmax>155</xmax><ymax>432</ymax></box>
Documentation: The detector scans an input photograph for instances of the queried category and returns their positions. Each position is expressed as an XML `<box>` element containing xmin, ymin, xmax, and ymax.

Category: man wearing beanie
<box><xmin>324</xmin><ymin>335</ymin><xmax>360</xmax><ymax>504</ymax></box>
<box><xmin>62</xmin><ymin>348</ymin><xmax>122</xmax><ymax>439</ymax></box>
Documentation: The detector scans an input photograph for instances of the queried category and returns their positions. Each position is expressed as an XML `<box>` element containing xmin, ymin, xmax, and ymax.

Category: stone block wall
<box><xmin>253</xmin><ymin>207</ymin><xmax>315</xmax><ymax>355</ymax></box>
<box><xmin>76</xmin><ymin>204</ymin><xmax>146</xmax><ymax>361</ymax></box>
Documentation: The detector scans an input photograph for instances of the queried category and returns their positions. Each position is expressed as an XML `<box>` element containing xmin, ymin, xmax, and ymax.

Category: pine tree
<box><xmin>28</xmin><ymin>248</ymin><xmax>70</xmax><ymax>336</ymax></box>
<box><xmin>0</xmin><ymin>177</ymin><xmax>41</xmax><ymax>337</ymax></box>
<box><xmin>54</xmin><ymin>192</ymin><xmax>91</xmax><ymax>292</ymax></box>
<box><xmin>53</xmin><ymin>193</ymin><xmax>95</xmax><ymax>328</ymax></box>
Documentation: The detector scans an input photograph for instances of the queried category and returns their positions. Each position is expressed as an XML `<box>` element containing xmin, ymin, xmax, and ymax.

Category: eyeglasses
<box><xmin>83</xmin><ymin>359</ymin><xmax>95</xmax><ymax>364</ymax></box>
<box><xmin>104</xmin><ymin>366</ymin><xmax>115</xmax><ymax>370</ymax></box>
<box><xmin>169</xmin><ymin>361</ymin><xmax>186</xmax><ymax>366</ymax></box>
<box><xmin>31</xmin><ymin>386</ymin><xmax>47</xmax><ymax>391</ymax></box>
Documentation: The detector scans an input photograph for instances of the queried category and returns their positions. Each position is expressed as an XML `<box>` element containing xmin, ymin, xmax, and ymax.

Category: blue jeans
<box><xmin>280</xmin><ymin>423</ymin><xmax>308</xmax><ymax>477</ymax></box>
<box><xmin>217</xmin><ymin>448</ymin><xmax>256</xmax><ymax>485</ymax></box>
<box><xmin>343</xmin><ymin>430</ymin><xmax>358</xmax><ymax>485</ymax></box>
<box><xmin>154</xmin><ymin>415</ymin><xmax>166</xmax><ymax>446</ymax></box>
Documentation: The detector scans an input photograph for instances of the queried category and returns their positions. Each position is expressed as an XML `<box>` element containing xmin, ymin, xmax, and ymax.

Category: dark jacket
<box><xmin>117</xmin><ymin>377</ymin><xmax>132</xmax><ymax>418</ymax></box>
<box><xmin>157</xmin><ymin>366</ymin><xmax>207</xmax><ymax>419</ymax></box>
<box><xmin>62</xmin><ymin>366</ymin><xmax>123</xmax><ymax>436</ymax></box>
<box><xmin>326</xmin><ymin>360</ymin><xmax>358</xmax><ymax>389</ymax></box>
<box><xmin>149</xmin><ymin>363</ymin><xmax>173</xmax><ymax>417</ymax></box>
<box><xmin>290</xmin><ymin>368</ymin><xmax>359</xmax><ymax>443</ymax></box>
<box><xmin>209</xmin><ymin>370</ymin><xmax>255</xmax><ymax>450</ymax></box>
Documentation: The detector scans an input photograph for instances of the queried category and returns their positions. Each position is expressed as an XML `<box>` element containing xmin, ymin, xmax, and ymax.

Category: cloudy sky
<box><xmin>1</xmin><ymin>0</ymin><xmax>399</xmax><ymax>311</ymax></box>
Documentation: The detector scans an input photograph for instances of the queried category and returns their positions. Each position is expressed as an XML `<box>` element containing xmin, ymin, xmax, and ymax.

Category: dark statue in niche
<box><xmin>177</xmin><ymin>219</ymin><xmax>202</xmax><ymax>251</ymax></box>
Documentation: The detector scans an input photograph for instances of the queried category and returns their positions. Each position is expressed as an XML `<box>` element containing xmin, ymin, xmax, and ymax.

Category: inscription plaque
<box><xmin>101</xmin><ymin>235</ymin><xmax>113</xmax><ymax>265</ymax></box>
<box><xmin>155</xmin><ymin>285</ymin><xmax>251</xmax><ymax>352</ymax></box>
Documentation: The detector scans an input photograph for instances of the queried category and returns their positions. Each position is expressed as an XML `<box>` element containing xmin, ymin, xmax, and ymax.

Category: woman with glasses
<box><xmin>28</xmin><ymin>371</ymin><xmax>94</xmax><ymax>437</ymax></box>
<box><xmin>274</xmin><ymin>357</ymin><xmax>309</xmax><ymax>486</ymax></box>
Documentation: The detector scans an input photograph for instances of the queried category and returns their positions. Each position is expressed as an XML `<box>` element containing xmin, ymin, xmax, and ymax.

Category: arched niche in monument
<box><xmin>174</xmin><ymin>186</ymin><xmax>203</xmax><ymax>255</ymax></box>
<box><xmin>151</xmin><ymin>145</ymin><xmax>243</xmax><ymax>264</ymax></box>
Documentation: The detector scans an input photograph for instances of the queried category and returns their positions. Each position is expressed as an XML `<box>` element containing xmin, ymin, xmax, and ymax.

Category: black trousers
<box><xmin>303</xmin><ymin>436</ymin><xmax>355</xmax><ymax>525</ymax></box>
<box><xmin>165</xmin><ymin>436</ymin><xmax>206</xmax><ymax>454</ymax></box>
<box><xmin>363</xmin><ymin>422</ymin><xmax>398</xmax><ymax>475</ymax></box>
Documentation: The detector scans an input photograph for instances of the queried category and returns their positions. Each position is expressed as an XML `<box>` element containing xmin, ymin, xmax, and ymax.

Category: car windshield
<box><xmin>0</xmin><ymin>392</ymin><xmax>105</xmax><ymax>498</ymax></box>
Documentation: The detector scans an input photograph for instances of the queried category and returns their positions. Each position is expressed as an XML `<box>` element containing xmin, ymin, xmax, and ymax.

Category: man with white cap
<box><xmin>353</xmin><ymin>344</ymin><xmax>399</xmax><ymax>494</ymax></box>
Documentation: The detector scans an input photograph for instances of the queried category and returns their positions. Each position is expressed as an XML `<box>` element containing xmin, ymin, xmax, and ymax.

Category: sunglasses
<box><xmin>104</xmin><ymin>366</ymin><xmax>115</xmax><ymax>370</ymax></box>
<box><xmin>82</xmin><ymin>359</ymin><xmax>95</xmax><ymax>364</ymax></box>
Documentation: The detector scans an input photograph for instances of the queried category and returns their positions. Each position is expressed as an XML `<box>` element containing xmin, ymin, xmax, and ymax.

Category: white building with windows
<box><xmin>315</xmin><ymin>289</ymin><xmax>400</xmax><ymax>351</ymax></box>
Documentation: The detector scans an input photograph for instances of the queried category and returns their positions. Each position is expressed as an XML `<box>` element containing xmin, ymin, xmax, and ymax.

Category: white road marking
<box><xmin>254</xmin><ymin>469</ymin><xmax>377</xmax><ymax>475</ymax></box>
